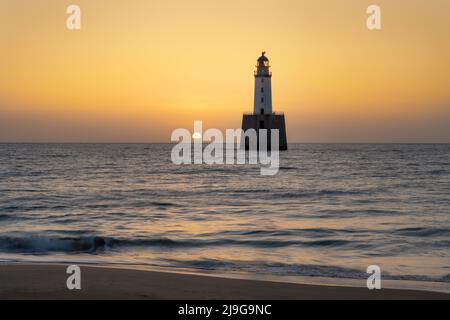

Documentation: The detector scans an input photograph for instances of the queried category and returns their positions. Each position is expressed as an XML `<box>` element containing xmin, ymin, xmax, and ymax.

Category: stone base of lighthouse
<box><xmin>242</xmin><ymin>114</ymin><xmax>288</xmax><ymax>151</ymax></box>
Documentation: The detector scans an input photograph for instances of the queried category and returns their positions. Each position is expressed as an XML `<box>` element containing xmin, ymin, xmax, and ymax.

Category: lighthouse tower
<box><xmin>242</xmin><ymin>52</ymin><xmax>288</xmax><ymax>151</ymax></box>
<box><xmin>254</xmin><ymin>52</ymin><xmax>273</xmax><ymax>115</ymax></box>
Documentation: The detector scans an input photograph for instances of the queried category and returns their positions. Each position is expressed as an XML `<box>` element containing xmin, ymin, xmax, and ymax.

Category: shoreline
<box><xmin>0</xmin><ymin>264</ymin><xmax>449</xmax><ymax>300</ymax></box>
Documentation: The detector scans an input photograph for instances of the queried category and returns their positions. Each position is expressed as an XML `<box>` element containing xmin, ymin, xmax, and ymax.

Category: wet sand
<box><xmin>0</xmin><ymin>264</ymin><xmax>448</xmax><ymax>300</ymax></box>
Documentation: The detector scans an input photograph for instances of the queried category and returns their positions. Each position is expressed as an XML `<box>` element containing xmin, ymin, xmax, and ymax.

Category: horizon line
<box><xmin>0</xmin><ymin>142</ymin><xmax>449</xmax><ymax>145</ymax></box>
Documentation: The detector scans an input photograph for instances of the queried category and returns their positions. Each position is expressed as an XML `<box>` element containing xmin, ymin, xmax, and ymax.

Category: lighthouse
<box><xmin>254</xmin><ymin>52</ymin><xmax>273</xmax><ymax>115</ymax></box>
<box><xmin>242</xmin><ymin>52</ymin><xmax>288</xmax><ymax>151</ymax></box>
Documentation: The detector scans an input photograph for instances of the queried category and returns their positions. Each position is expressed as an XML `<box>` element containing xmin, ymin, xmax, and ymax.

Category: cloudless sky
<box><xmin>0</xmin><ymin>0</ymin><xmax>449</xmax><ymax>142</ymax></box>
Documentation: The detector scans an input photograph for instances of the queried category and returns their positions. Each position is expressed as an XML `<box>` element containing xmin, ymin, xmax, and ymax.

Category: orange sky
<box><xmin>0</xmin><ymin>0</ymin><xmax>449</xmax><ymax>142</ymax></box>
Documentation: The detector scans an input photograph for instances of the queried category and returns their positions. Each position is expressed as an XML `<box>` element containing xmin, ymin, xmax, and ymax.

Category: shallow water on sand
<box><xmin>0</xmin><ymin>144</ymin><xmax>449</xmax><ymax>285</ymax></box>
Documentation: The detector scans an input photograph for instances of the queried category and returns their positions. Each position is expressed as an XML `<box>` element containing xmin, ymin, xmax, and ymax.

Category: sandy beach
<box><xmin>0</xmin><ymin>264</ymin><xmax>448</xmax><ymax>300</ymax></box>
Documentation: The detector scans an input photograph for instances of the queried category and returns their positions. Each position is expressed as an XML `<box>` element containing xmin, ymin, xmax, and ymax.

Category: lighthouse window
<box><xmin>261</xmin><ymin>78</ymin><xmax>265</xmax><ymax>83</ymax></box>
<box><xmin>261</xmin><ymin>87</ymin><xmax>264</xmax><ymax>93</ymax></box>
<box><xmin>261</xmin><ymin>97</ymin><xmax>264</xmax><ymax>103</ymax></box>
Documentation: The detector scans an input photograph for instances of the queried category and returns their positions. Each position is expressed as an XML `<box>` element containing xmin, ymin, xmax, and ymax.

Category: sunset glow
<box><xmin>1</xmin><ymin>0</ymin><xmax>449</xmax><ymax>142</ymax></box>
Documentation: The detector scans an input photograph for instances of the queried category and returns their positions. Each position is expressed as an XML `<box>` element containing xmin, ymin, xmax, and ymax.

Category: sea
<box><xmin>0</xmin><ymin>144</ymin><xmax>449</xmax><ymax>289</ymax></box>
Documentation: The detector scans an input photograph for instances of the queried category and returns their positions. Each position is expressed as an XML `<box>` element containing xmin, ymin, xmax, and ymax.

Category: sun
<box><xmin>192</xmin><ymin>132</ymin><xmax>202</xmax><ymax>140</ymax></box>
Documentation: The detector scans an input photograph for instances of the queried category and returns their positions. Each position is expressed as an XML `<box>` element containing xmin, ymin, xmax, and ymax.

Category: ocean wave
<box><xmin>0</xmin><ymin>235</ymin><xmax>358</xmax><ymax>253</ymax></box>
<box><xmin>164</xmin><ymin>259</ymin><xmax>450</xmax><ymax>283</ymax></box>
<box><xmin>233</xmin><ymin>228</ymin><xmax>349</xmax><ymax>237</ymax></box>
<box><xmin>279</xmin><ymin>166</ymin><xmax>298</xmax><ymax>171</ymax></box>
<box><xmin>315</xmin><ymin>208</ymin><xmax>401</xmax><ymax>218</ymax></box>
<box><xmin>428</xmin><ymin>169</ymin><xmax>447</xmax><ymax>175</ymax></box>
<box><xmin>0</xmin><ymin>213</ymin><xmax>34</xmax><ymax>221</ymax></box>
<box><xmin>0</xmin><ymin>236</ymin><xmax>187</xmax><ymax>253</ymax></box>
<box><xmin>0</xmin><ymin>236</ymin><xmax>114</xmax><ymax>253</ymax></box>
<box><xmin>172</xmin><ymin>260</ymin><xmax>367</xmax><ymax>279</ymax></box>
<box><xmin>147</xmin><ymin>202</ymin><xmax>180</xmax><ymax>208</ymax></box>
<box><xmin>275</xmin><ymin>189</ymin><xmax>370</xmax><ymax>199</ymax></box>
<box><xmin>228</xmin><ymin>188</ymin><xmax>272</xmax><ymax>194</ymax></box>
<box><xmin>0</xmin><ymin>204</ymin><xmax>69</xmax><ymax>213</ymax></box>
<box><xmin>0</xmin><ymin>214</ymin><xmax>13</xmax><ymax>221</ymax></box>
<box><xmin>394</xmin><ymin>227</ymin><xmax>450</xmax><ymax>237</ymax></box>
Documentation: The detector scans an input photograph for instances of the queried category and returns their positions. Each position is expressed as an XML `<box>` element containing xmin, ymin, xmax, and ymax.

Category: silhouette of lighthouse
<box><xmin>253</xmin><ymin>52</ymin><xmax>273</xmax><ymax>115</ymax></box>
<box><xmin>242</xmin><ymin>52</ymin><xmax>288</xmax><ymax>151</ymax></box>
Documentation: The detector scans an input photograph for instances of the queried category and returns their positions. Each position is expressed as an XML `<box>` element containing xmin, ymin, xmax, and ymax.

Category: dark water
<box><xmin>0</xmin><ymin>144</ymin><xmax>449</xmax><ymax>284</ymax></box>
